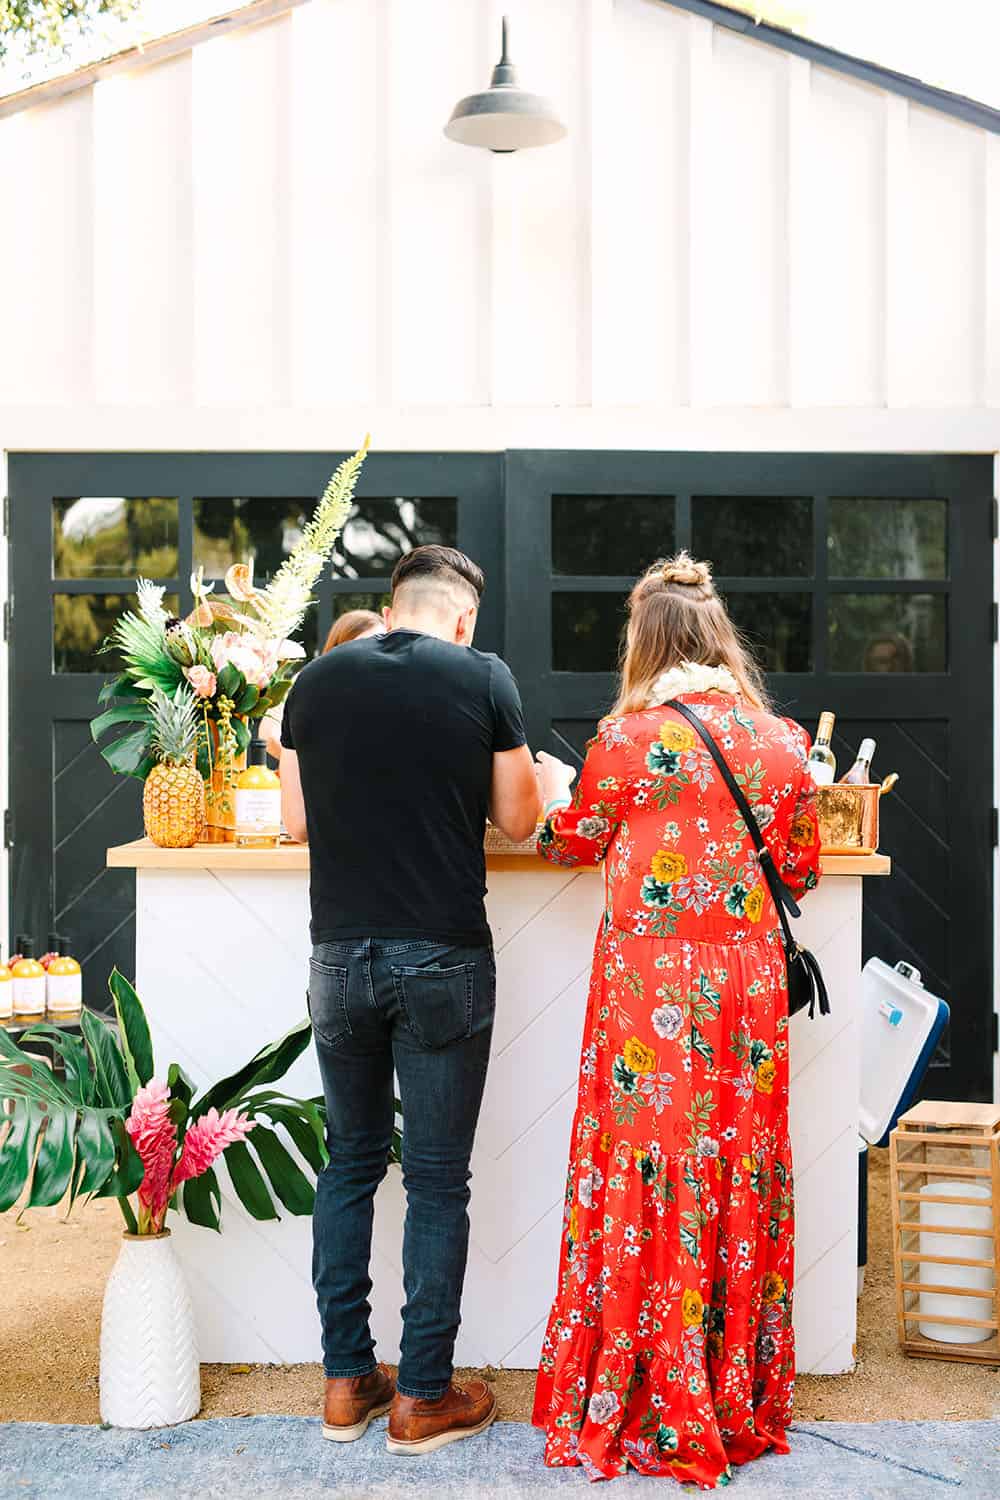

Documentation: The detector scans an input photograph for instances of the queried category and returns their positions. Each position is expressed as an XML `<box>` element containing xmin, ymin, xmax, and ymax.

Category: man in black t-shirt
<box><xmin>280</xmin><ymin>546</ymin><xmax>539</xmax><ymax>1455</ymax></box>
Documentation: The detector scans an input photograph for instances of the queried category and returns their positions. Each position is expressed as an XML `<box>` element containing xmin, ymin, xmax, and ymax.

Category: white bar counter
<box><xmin>107</xmin><ymin>837</ymin><xmax>889</xmax><ymax>1375</ymax></box>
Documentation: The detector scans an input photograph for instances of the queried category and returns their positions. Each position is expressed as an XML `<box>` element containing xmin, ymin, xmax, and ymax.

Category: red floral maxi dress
<box><xmin>531</xmin><ymin>691</ymin><xmax>822</xmax><ymax>1487</ymax></box>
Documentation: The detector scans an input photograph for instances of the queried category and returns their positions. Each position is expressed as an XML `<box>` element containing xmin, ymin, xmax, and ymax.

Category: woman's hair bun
<box><xmin>660</xmin><ymin>551</ymin><xmax>712</xmax><ymax>589</ymax></box>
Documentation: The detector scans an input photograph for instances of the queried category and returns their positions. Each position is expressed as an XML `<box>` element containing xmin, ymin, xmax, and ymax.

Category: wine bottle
<box><xmin>807</xmin><ymin>712</ymin><xmax>837</xmax><ymax>786</ymax></box>
<box><xmin>839</xmin><ymin>738</ymin><xmax>876</xmax><ymax>786</ymax></box>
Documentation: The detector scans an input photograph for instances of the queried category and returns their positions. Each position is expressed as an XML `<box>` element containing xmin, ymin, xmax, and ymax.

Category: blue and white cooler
<box><xmin>856</xmin><ymin>958</ymin><xmax>951</xmax><ymax>1294</ymax></box>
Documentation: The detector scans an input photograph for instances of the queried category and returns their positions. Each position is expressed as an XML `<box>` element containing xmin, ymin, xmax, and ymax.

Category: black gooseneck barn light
<box><xmin>444</xmin><ymin>16</ymin><xmax>567</xmax><ymax>153</ymax></box>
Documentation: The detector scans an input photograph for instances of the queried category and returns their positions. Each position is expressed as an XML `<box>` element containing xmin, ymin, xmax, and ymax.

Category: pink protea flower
<box><xmin>172</xmin><ymin>1106</ymin><xmax>255</xmax><ymax>1188</ymax></box>
<box><xmin>125</xmin><ymin>1080</ymin><xmax>178</xmax><ymax>1235</ymax></box>
<box><xmin>185</xmin><ymin>663</ymin><xmax>217</xmax><ymax>698</ymax></box>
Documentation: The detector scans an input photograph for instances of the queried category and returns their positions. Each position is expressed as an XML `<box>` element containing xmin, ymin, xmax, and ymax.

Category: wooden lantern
<box><xmin>889</xmin><ymin>1100</ymin><xmax>1000</xmax><ymax>1364</ymax></box>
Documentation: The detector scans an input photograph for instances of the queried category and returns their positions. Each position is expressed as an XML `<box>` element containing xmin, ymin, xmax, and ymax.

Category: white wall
<box><xmin>1</xmin><ymin>0</ymin><xmax>999</xmax><ymax>426</ymax></box>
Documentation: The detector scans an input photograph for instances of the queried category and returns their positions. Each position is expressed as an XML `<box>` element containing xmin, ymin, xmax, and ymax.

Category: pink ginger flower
<box><xmin>172</xmin><ymin>1106</ymin><xmax>255</xmax><ymax>1188</ymax></box>
<box><xmin>125</xmin><ymin>1080</ymin><xmax>178</xmax><ymax>1235</ymax></box>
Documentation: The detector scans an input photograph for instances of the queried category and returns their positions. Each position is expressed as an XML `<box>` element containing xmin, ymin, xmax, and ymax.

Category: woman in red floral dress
<box><xmin>532</xmin><ymin>555</ymin><xmax>822</xmax><ymax>1488</ymax></box>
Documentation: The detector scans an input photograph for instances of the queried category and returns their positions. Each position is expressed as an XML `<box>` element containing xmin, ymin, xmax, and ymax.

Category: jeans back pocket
<box><xmin>391</xmin><ymin>961</ymin><xmax>475</xmax><ymax>1049</ymax></box>
<box><xmin>308</xmin><ymin>959</ymin><xmax>351</xmax><ymax>1048</ymax></box>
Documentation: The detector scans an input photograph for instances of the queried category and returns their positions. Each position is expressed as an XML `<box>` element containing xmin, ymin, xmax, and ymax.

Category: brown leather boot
<box><xmin>322</xmin><ymin>1364</ymin><xmax>396</xmax><ymax>1442</ymax></box>
<box><xmin>386</xmin><ymin>1379</ymin><xmax>497</xmax><ymax>1455</ymax></box>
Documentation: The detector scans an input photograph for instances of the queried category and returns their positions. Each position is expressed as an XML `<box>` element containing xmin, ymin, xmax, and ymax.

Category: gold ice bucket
<box><xmin>816</xmin><ymin>784</ymin><xmax>881</xmax><ymax>855</ymax></box>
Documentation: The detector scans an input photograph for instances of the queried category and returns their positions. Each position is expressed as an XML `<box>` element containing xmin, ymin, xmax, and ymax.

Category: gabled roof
<box><xmin>2</xmin><ymin>0</ymin><xmax>1000</xmax><ymax>136</ymax></box>
<box><xmin>663</xmin><ymin>0</ymin><xmax>1000</xmax><ymax>136</ymax></box>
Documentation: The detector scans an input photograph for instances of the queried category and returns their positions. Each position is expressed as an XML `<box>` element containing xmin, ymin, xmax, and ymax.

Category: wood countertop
<box><xmin>108</xmin><ymin>837</ymin><xmax>890</xmax><ymax>878</ymax></box>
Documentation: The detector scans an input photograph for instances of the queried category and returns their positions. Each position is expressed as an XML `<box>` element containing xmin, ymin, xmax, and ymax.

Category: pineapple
<box><xmin>143</xmin><ymin>686</ymin><xmax>206</xmax><ymax>849</ymax></box>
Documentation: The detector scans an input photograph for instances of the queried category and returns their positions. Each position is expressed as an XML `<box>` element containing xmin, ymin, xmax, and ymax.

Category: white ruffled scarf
<box><xmin>645</xmin><ymin>660</ymin><xmax>740</xmax><ymax>708</ymax></box>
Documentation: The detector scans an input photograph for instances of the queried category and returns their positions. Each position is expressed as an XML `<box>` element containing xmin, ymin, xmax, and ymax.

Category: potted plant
<box><xmin>90</xmin><ymin>441</ymin><xmax>369</xmax><ymax>840</ymax></box>
<box><xmin>0</xmin><ymin>970</ymin><xmax>327</xmax><ymax>1428</ymax></box>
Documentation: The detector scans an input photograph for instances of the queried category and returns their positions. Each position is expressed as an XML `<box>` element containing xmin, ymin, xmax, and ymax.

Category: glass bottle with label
<box><xmin>807</xmin><ymin>711</ymin><xmax>837</xmax><ymax>786</ymax></box>
<box><xmin>12</xmin><ymin>939</ymin><xmax>46</xmax><ymax>1024</ymax></box>
<box><xmin>235</xmin><ymin>740</ymin><xmax>282</xmax><ymax>848</ymax></box>
<box><xmin>40</xmin><ymin>930</ymin><xmax>60</xmax><ymax>971</ymax></box>
<box><xmin>839</xmin><ymin>737</ymin><xmax>876</xmax><ymax>786</ymax></box>
<box><xmin>46</xmin><ymin>936</ymin><xmax>82</xmax><ymax>1021</ymax></box>
<box><xmin>0</xmin><ymin>947</ymin><xmax>12</xmax><ymax>1024</ymax></box>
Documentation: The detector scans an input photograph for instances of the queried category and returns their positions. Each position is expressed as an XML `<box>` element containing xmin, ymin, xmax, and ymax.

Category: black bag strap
<box><xmin>669</xmin><ymin>701</ymin><xmax>802</xmax><ymax>942</ymax></box>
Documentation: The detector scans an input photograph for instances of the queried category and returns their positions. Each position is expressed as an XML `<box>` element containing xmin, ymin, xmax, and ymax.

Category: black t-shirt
<box><xmin>281</xmin><ymin>629</ymin><xmax>527</xmax><ymax>945</ymax></box>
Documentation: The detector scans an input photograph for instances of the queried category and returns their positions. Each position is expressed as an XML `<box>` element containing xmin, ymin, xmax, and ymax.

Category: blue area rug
<box><xmin>1</xmin><ymin>1417</ymin><xmax>998</xmax><ymax>1499</ymax></box>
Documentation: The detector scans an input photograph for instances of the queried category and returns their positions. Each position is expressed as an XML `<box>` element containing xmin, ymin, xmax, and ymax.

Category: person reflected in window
<box><xmin>532</xmin><ymin>552</ymin><xmax>822</xmax><ymax>1487</ymax></box>
<box><xmin>864</xmin><ymin>634</ymin><xmax>913</xmax><ymax>673</ymax></box>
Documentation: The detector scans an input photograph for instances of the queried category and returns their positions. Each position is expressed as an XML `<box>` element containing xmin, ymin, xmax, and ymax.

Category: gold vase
<box><xmin>203</xmin><ymin>717</ymin><xmax>247</xmax><ymax>843</ymax></box>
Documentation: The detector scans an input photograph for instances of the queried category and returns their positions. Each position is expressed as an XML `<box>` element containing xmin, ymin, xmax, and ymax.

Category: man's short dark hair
<box><xmin>390</xmin><ymin>545</ymin><xmax>485</xmax><ymax>604</ymax></box>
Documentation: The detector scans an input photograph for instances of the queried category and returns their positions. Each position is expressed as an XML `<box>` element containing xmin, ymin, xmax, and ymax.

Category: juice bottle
<box><xmin>46</xmin><ymin>937</ymin><xmax>82</xmax><ymax>1021</ymax></box>
<box><xmin>0</xmin><ymin>947</ymin><xmax>12</xmax><ymax>1024</ymax></box>
<box><xmin>235</xmin><ymin>740</ymin><xmax>281</xmax><ymax>848</ymax></box>
<box><xmin>12</xmin><ymin>940</ymin><xmax>46</xmax><ymax>1024</ymax></box>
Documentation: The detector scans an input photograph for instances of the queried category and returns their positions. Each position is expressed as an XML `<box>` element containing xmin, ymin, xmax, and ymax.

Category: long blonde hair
<box><xmin>609</xmin><ymin>552</ymin><xmax>770</xmax><ymax>716</ymax></box>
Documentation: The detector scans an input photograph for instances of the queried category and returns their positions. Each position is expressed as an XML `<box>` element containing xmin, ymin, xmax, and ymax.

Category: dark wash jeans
<box><xmin>309</xmin><ymin>937</ymin><xmax>495</xmax><ymax>1400</ymax></box>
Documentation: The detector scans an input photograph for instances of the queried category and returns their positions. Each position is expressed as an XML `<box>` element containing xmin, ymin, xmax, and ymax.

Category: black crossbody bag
<box><xmin>670</xmin><ymin>701</ymin><xmax>830</xmax><ymax>1021</ymax></box>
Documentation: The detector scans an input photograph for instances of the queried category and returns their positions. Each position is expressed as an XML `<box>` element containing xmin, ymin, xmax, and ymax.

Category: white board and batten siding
<box><xmin>139</xmin><ymin>862</ymin><xmax>864</xmax><ymax>1374</ymax></box>
<box><xmin>0</xmin><ymin>0</ymin><xmax>998</xmax><ymax>440</ymax></box>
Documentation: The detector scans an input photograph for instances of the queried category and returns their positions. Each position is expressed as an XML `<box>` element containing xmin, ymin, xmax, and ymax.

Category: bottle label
<box><xmin>13</xmin><ymin>974</ymin><xmax>45</xmax><ymax>1016</ymax></box>
<box><xmin>809</xmin><ymin>763</ymin><xmax>835</xmax><ymax>787</ymax></box>
<box><xmin>47</xmin><ymin>973</ymin><xmax>82</xmax><ymax>1013</ymax></box>
<box><xmin>235</xmin><ymin>788</ymin><xmax>281</xmax><ymax>836</ymax></box>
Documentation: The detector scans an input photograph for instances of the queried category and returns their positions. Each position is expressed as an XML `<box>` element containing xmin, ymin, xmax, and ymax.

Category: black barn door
<box><xmin>504</xmin><ymin>451</ymin><xmax>994</xmax><ymax>1101</ymax></box>
<box><xmin>8</xmin><ymin>452</ymin><xmax>504</xmax><ymax>1010</ymax></box>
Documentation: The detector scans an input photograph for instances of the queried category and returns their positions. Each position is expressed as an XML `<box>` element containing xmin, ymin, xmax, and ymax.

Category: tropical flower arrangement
<box><xmin>0</xmin><ymin>970</ymin><xmax>327</xmax><ymax>1233</ymax></box>
<box><xmin>91</xmin><ymin>441</ymin><xmax>370</xmax><ymax>812</ymax></box>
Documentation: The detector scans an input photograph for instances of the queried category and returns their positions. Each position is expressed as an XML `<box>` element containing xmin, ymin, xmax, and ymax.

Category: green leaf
<box><xmin>91</xmin><ymin>702</ymin><xmax>153</xmax><ymax>741</ymax></box>
<box><xmin>80</xmin><ymin>1010</ymin><xmax>133</xmax><ymax>1110</ymax></box>
<box><xmin>0</xmin><ymin>1103</ymin><xmax>44</xmax><ymax>1213</ymax></box>
<box><xmin>99</xmin><ymin>725</ymin><xmax>155</xmax><ymax>780</ymax></box>
<box><xmin>192</xmin><ymin>1020</ymin><xmax>312</xmax><ymax>1118</ymax></box>
<box><xmin>28</xmin><ymin>1107</ymin><xmax>77</xmax><ymax>1208</ymax></box>
<box><xmin>216</xmin><ymin>663</ymin><xmax>242</xmax><ymax>700</ymax></box>
<box><xmin>232</xmin><ymin>715</ymin><xmax>252</xmax><ymax>754</ymax></box>
<box><xmin>235</xmin><ymin>683</ymin><xmax>261</xmax><ymax>716</ymax></box>
<box><xmin>182</xmin><ymin>1168</ymin><xmax>222</xmax><ymax>1232</ymax></box>
<box><xmin>16</xmin><ymin>1025</ymin><xmax>96</xmax><ymax>1106</ymax></box>
<box><xmin>224</xmin><ymin>1139</ymin><xmax>279</xmax><ymax>1221</ymax></box>
<box><xmin>258</xmin><ymin>678</ymin><xmax>293</xmax><ymax>713</ymax></box>
<box><xmin>108</xmin><ymin>969</ymin><xmax>155</xmax><ymax>1090</ymax></box>
<box><xmin>255</xmin><ymin>1101</ymin><xmax>326</xmax><ymax>1173</ymax></box>
<box><xmin>72</xmin><ymin>1109</ymin><xmax>118</xmax><ymax>1198</ymax></box>
<box><xmin>95</xmin><ymin>1117</ymin><xmax>145</xmax><ymax>1200</ymax></box>
<box><xmin>0</xmin><ymin>1028</ymin><xmax>78</xmax><ymax>1109</ymax></box>
<box><xmin>249</xmin><ymin>1127</ymin><xmax>315</xmax><ymax>1215</ymax></box>
<box><xmin>98</xmin><ymin>674</ymin><xmax>147</xmax><ymax>705</ymax></box>
<box><xmin>167</xmin><ymin>1062</ymin><xmax>195</xmax><ymax>1111</ymax></box>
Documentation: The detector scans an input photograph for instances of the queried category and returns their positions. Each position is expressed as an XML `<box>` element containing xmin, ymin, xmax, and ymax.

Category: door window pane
<box><xmin>54</xmin><ymin>593</ymin><xmax>179</xmax><ymax>674</ymax></box>
<box><xmin>53</xmin><ymin>498</ymin><xmax>178</xmax><ymax>579</ymax></box>
<box><xmin>691</xmin><ymin>497</ymin><xmax>812</xmax><ymax>577</ymax></box>
<box><xmin>722</xmin><ymin>591</ymin><xmax>812</xmax><ymax>673</ymax></box>
<box><xmin>333</xmin><ymin>497</ymin><xmax>457</xmax><ymax>579</ymax></box>
<box><xmin>828</xmin><ymin>498</ymin><xmax>947</xmax><ymax>579</ymax></box>
<box><xmin>829</xmin><ymin>594</ymin><xmax>946</xmax><ymax>672</ymax></box>
<box><xmin>551</xmin><ymin>496</ymin><xmax>674</xmax><ymax>576</ymax></box>
<box><xmin>193</xmin><ymin>498</ymin><xmax>317</xmax><ymax>581</ymax></box>
<box><xmin>322</xmin><ymin>592</ymin><xmax>390</xmax><ymax>654</ymax></box>
<box><xmin>552</xmin><ymin>592</ymin><xmax>627</xmax><ymax>672</ymax></box>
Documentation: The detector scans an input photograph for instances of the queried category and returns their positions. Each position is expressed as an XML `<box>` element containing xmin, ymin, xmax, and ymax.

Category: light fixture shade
<box><xmin>444</xmin><ymin>16</ymin><xmax>567</xmax><ymax>153</ymax></box>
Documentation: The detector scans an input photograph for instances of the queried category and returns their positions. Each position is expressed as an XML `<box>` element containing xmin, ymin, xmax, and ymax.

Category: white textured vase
<box><xmin>99</xmin><ymin>1230</ymin><xmax>201</xmax><ymax>1428</ymax></box>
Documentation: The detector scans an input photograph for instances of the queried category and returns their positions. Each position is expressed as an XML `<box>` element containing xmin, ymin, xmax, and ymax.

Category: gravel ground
<box><xmin>2</xmin><ymin>1150</ymin><xmax>997</xmax><ymax>1425</ymax></box>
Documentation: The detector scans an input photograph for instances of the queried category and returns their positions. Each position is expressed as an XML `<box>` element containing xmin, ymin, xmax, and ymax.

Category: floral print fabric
<box><xmin>532</xmin><ymin>693</ymin><xmax>822</xmax><ymax>1487</ymax></box>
